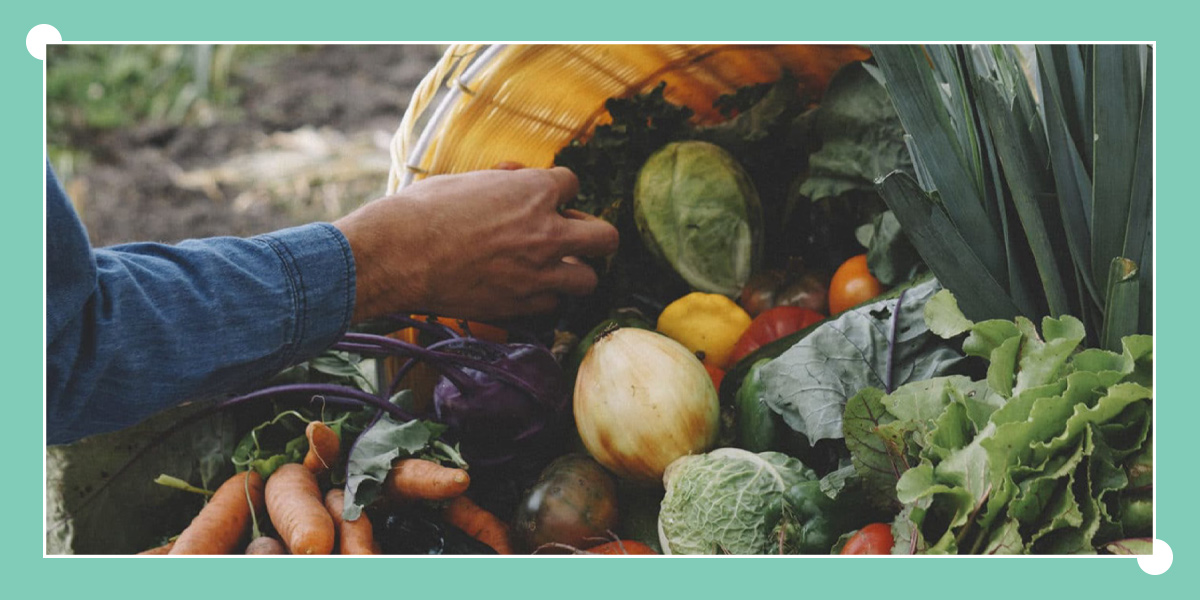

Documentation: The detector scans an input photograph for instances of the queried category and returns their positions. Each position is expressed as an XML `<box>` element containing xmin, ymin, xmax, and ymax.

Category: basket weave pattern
<box><xmin>388</xmin><ymin>44</ymin><xmax>870</xmax><ymax>193</ymax></box>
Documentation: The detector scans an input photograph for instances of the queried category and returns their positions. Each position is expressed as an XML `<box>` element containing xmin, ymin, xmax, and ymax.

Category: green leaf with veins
<box><xmin>342</xmin><ymin>391</ymin><xmax>449</xmax><ymax>521</ymax></box>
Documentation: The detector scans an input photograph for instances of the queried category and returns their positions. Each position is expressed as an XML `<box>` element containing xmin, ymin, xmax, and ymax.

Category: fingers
<box><xmin>492</xmin><ymin>161</ymin><xmax>525</xmax><ymax>171</ymax></box>
<box><xmin>543</xmin><ymin>166</ymin><xmax>581</xmax><ymax>207</ymax></box>
<box><xmin>544</xmin><ymin>258</ymin><xmax>600</xmax><ymax>297</ymax></box>
<box><xmin>557</xmin><ymin>210</ymin><xmax>619</xmax><ymax>258</ymax></box>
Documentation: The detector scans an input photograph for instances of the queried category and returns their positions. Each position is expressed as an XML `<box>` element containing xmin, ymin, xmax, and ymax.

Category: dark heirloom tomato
<box><xmin>840</xmin><ymin>523</ymin><xmax>894</xmax><ymax>555</ymax></box>
<box><xmin>513</xmin><ymin>454</ymin><xmax>619</xmax><ymax>553</ymax></box>
<box><xmin>727</xmin><ymin>306</ymin><xmax>824</xmax><ymax>367</ymax></box>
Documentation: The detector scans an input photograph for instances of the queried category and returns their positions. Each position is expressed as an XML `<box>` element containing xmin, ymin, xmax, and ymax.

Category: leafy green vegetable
<box><xmin>556</xmin><ymin>82</ymin><xmax>695</xmax><ymax>222</ymax></box>
<box><xmin>634</xmin><ymin>140</ymin><xmax>763</xmax><ymax>296</ymax></box>
<box><xmin>658</xmin><ymin>448</ymin><xmax>818</xmax><ymax>555</ymax></box>
<box><xmin>872</xmin><ymin>44</ymin><xmax>1153</xmax><ymax>349</ymax></box>
<box><xmin>924</xmin><ymin>289</ymin><xmax>974</xmax><ymax>338</ymax></box>
<box><xmin>799</xmin><ymin>62</ymin><xmax>913</xmax><ymax>202</ymax></box>
<box><xmin>846</xmin><ymin>289</ymin><xmax>1153</xmax><ymax>554</ymax></box>
<box><xmin>757</xmin><ymin>277</ymin><xmax>965</xmax><ymax>443</ymax></box>
<box><xmin>342</xmin><ymin>390</ymin><xmax>449</xmax><ymax>521</ymax></box>
<box><xmin>859</xmin><ymin>210</ymin><xmax>923</xmax><ymax>287</ymax></box>
<box><xmin>231</xmin><ymin>410</ymin><xmax>310</xmax><ymax>479</ymax></box>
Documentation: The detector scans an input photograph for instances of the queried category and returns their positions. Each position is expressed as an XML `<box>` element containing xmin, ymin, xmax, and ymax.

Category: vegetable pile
<box><xmin>106</xmin><ymin>44</ymin><xmax>1151</xmax><ymax>556</ymax></box>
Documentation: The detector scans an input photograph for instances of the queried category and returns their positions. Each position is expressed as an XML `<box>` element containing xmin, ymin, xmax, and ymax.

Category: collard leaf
<box><xmin>800</xmin><ymin>62</ymin><xmax>914</xmax><ymax>202</ymax></box>
<box><xmin>760</xmin><ymin>277</ymin><xmax>964</xmax><ymax>442</ymax></box>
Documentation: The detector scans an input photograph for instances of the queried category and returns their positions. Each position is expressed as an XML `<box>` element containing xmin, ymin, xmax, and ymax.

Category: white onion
<box><xmin>573</xmin><ymin>327</ymin><xmax>720</xmax><ymax>484</ymax></box>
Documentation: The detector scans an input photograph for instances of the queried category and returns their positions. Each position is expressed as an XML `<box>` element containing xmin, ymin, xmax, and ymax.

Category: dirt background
<box><xmin>50</xmin><ymin>45</ymin><xmax>444</xmax><ymax>246</ymax></box>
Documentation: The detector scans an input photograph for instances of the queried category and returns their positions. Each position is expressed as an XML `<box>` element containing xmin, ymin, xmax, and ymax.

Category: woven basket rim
<box><xmin>389</xmin><ymin>43</ymin><xmax>871</xmax><ymax>194</ymax></box>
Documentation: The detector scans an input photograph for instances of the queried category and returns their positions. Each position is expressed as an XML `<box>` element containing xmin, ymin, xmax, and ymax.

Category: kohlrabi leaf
<box><xmin>759</xmin><ymin>277</ymin><xmax>964</xmax><ymax>442</ymax></box>
<box><xmin>343</xmin><ymin>391</ymin><xmax>448</xmax><ymax>521</ymax></box>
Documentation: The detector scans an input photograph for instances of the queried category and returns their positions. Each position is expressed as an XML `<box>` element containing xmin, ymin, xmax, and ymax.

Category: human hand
<box><xmin>334</xmin><ymin>167</ymin><xmax>618</xmax><ymax>323</ymax></box>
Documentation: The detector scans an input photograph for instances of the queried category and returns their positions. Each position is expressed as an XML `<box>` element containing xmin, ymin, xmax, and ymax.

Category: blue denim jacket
<box><xmin>46</xmin><ymin>163</ymin><xmax>356</xmax><ymax>445</ymax></box>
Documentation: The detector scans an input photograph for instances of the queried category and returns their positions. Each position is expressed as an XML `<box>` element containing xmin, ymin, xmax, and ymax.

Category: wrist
<box><xmin>334</xmin><ymin>197</ymin><xmax>428</xmax><ymax>323</ymax></box>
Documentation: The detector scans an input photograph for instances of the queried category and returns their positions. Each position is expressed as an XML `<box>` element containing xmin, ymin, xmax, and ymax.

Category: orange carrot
<box><xmin>137</xmin><ymin>540</ymin><xmax>175</xmax><ymax>555</ymax></box>
<box><xmin>385</xmin><ymin>458</ymin><xmax>470</xmax><ymax>502</ymax></box>
<box><xmin>324</xmin><ymin>488</ymin><xmax>381</xmax><ymax>555</ymax></box>
<box><xmin>245</xmin><ymin>536</ymin><xmax>288</xmax><ymax>555</ymax></box>
<box><xmin>302</xmin><ymin>421</ymin><xmax>340</xmax><ymax>476</ymax></box>
<box><xmin>169</xmin><ymin>471</ymin><xmax>265</xmax><ymax>555</ymax></box>
<box><xmin>442</xmin><ymin>495</ymin><xmax>512</xmax><ymax>554</ymax></box>
<box><xmin>265</xmin><ymin>463</ymin><xmax>335</xmax><ymax>555</ymax></box>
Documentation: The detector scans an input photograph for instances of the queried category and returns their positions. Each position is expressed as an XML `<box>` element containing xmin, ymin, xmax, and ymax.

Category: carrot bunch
<box><xmin>381</xmin><ymin>457</ymin><xmax>512</xmax><ymax>554</ymax></box>
<box><xmin>139</xmin><ymin>418</ymin><xmax>515</xmax><ymax>555</ymax></box>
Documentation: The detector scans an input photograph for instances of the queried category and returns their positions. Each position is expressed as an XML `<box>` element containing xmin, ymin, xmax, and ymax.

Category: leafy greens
<box><xmin>843</xmin><ymin>289</ymin><xmax>1153</xmax><ymax>554</ymax></box>
<box><xmin>757</xmin><ymin>277</ymin><xmax>966</xmax><ymax>443</ymax></box>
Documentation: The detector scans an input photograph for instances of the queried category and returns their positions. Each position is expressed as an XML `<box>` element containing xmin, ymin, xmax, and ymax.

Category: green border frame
<box><xmin>9</xmin><ymin>1</ymin><xmax>1186</xmax><ymax>596</ymax></box>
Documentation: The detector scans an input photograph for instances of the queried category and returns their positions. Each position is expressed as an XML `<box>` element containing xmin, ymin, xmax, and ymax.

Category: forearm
<box><xmin>47</xmin><ymin>223</ymin><xmax>355</xmax><ymax>445</ymax></box>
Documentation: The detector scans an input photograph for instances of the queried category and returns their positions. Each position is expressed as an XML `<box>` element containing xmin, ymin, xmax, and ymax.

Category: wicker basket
<box><xmin>387</xmin><ymin>44</ymin><xmax>871</xmax><ymax>193</ymax></box>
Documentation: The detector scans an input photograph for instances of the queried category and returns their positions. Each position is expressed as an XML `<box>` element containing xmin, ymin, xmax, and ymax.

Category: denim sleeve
<box><xmin>46</xmin><ymin>163</ymin><xmax>356</xmax><ymax>445</ymax></box>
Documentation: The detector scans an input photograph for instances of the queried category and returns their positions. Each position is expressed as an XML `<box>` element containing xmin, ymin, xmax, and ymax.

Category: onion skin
<box><xmin>574</xmin><ymin>328</ymin><xmax>720</xmax><ymax>485</ymax></box>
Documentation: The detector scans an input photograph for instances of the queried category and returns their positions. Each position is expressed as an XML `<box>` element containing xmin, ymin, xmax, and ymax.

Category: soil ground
<box><xmin>51</xmin><ymin>44</ymin><xmax>443</xmax><ymax>246</ymax></box>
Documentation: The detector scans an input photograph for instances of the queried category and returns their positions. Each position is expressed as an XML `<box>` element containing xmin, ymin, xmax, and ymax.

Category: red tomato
<box><xmin>726</xmin><ymin>306</ymin><xmax>824</xmax><ymax>367</ymax></box>
<box><xmin>704</xmin><ymin>363</ymin><xmax>726</xmax><ymax>392</ymax></box>
<box><xmin>839</xmin><ymin>523</ymin><xmax>894</xmax><ymax>555</ymax></box>
<box><xmin>586</xmin><ymin>540</ymin><xmax>659</xmax><ymax>555</ymax></box>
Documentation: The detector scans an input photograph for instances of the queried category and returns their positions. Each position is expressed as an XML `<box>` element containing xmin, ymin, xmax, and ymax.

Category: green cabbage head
<box><xmin>634</xmin><ymin>141</ymin><xmax>763</xmax><ymax>297</ymax></box>
<box><xmin>658</xmin><ymin>448</ymin><xmax>815</xmax><ymax>555</ymax></box>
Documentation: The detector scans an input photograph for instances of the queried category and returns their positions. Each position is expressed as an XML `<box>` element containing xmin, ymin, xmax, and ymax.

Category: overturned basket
<box><xmin>387</xmin><ymin>44</ymin><xmax>871</xmax><ymax>193</ymax></box>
